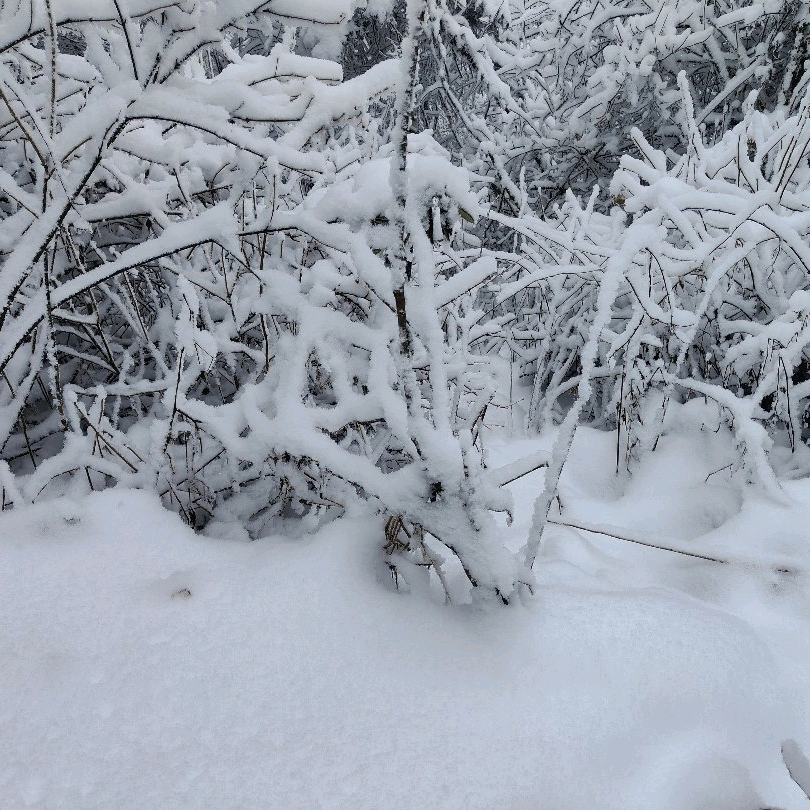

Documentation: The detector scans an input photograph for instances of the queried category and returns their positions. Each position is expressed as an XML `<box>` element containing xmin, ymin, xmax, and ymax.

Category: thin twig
<box><xmin>548</xmin><ymin>517</ymin><xmax>729</xmax><ymax>564</ymax></box>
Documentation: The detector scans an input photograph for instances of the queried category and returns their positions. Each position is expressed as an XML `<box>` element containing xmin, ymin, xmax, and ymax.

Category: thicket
<box><xmin>1</xmin><ymin>0</ymin><xmax>809</xmax><ymax>602</ymax></box>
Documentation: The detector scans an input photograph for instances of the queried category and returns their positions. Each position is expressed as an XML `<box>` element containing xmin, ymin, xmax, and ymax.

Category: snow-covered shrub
<box><xmin>612</xmin><ymin>82</ymin><xmax>810</xmax><ymax>489</ymax></box>
<box><xmin>499</xmin><ymin>0</ymin><xmax>808</xmax><ymax>210</ymax></box>
<box><xmin>0</xmin><ymin>1</ymin><xmax>379</xmax><ymax>517</ymax></box>
<box><xmin>521</xmin><ymin>75</ymin><xmax>810</xmax><ymax>515</ymax></box>
<box><xmin>343</xmin><ymin>0</ymin><xmax>537</xmax><ymax>223</ymax></box>
<box><xmin>0</xmin><ymin>0</ymin><xmax>533</xmax><ymax>602</ymax></box>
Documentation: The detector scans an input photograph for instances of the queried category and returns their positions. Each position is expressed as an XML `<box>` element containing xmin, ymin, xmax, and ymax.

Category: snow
<box><xmin>2</xmin><ymin>3</ymin><xmax>810</xmax><ymax>806</ymax></box>
<box><xmin>2</xmin><ymin>413</ymin><xmax>810</xmax><ymax>808</ymax></box>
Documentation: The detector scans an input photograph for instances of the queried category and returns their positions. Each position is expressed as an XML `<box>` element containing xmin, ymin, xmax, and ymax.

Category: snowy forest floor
<box><xmin>3</xmin><ymin>409</ymin><xmax>810</xmax><ymax>809</ymax></box>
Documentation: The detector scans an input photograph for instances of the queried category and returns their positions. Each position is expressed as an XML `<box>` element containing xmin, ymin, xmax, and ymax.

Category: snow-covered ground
<box><xmin>3</xmin><ymin>411</ymin><xmax>810</xmax><ymax>808</ymax></box>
